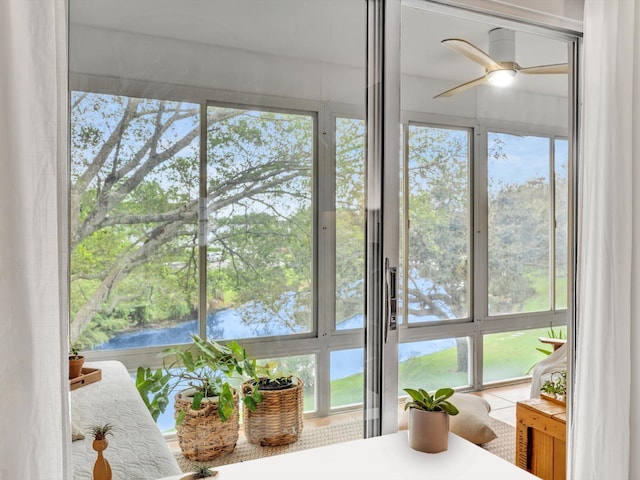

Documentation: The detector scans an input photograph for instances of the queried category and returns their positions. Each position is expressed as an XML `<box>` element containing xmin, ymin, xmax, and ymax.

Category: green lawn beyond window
<box><xmin>330</xmin><ymin>327</ymin><xmax>566</xmax><ymax>407</ymax></box>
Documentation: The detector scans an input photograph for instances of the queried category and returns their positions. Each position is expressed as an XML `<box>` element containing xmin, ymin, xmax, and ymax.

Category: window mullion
<box><xmin>550</xmin><ymin>137</ymin><xmax>557</xmax><ymax>311</ymax></box>
<box><xmin>472</xmin><ymin>124</ymin><xmax>488</xmax><ymax>389</ymax></box>
<box><xmin>199</xmin><ymin>102</ymin><xmax>208</xmax><ymax>339</ymax></box>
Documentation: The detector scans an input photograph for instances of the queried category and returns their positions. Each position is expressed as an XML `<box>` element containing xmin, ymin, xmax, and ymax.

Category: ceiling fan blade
<box><xmin>441</xmin><ymin>38</ymin><xmax>500</xmax><ymax>70</ymax></box>
<box><xmin>434</xmin><ymin>75</ymin><xmax>489</xmax><ymax>98</ymax></box>
<box><xmin>518</xmin><ymin>63</ymin><xmax>569</xmax><ymax>74</ymax></box>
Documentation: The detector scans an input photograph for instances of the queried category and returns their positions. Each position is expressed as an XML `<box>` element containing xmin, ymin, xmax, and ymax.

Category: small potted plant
<box><xmin>136</xmin><ymin>334</ymin><xmax>262</xmax><ymax>461</ymax></box>
<box><xmin>540</xmin><ymin>370</ymin><xmax>567</xmax><ymax>404</ymax></box>
<box><xmin>88</xmin><ymin>423</ymin><xmax>114</xmax><ymax>480</ymax></box>
<box><xmin>242</xmin><ymin>361</ymin><xmax>304</xmax><ymax>446</ymax></box>
<box><xmin>404</xmin><ymin>387</ymin><xmax>459</xmax><ymax>453</ymax></box>
<box><xmin>180</xmin><ymin>465</ymin><xmax>219</xmax><ymax>480</ymax></box>
<box><xmin>69</xmin><ymin>343</ymin><xmax>85</xmax><ymax>379</ymax></box>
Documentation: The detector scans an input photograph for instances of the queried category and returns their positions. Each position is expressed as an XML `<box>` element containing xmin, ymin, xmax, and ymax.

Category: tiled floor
<box><xmin>474</xmin><ymin>381</ymin><xmax>532</xmax><ymax>427</ymax></box>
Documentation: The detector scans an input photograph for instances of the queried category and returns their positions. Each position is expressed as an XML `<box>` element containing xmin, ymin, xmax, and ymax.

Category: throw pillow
<box><xmin>448</xmin><ymin>393</ymin><xmax>497</xmax><ymax>444</ymax></box>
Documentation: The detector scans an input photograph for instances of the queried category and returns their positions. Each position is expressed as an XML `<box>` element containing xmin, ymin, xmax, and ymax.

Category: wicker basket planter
<box><xmin>174</xmin><ymin>388</ymin><xmax>240</xmax><ymax>461</ymax></box>
<box><xmin>242</xmin><ymin>377</ymin><xmax>304</xmax><ymax>446</ymax></box>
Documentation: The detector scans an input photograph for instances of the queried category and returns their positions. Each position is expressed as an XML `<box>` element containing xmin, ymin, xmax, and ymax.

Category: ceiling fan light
<box><xmin>487</xmin><ymin>69</ymin><xmax>516</xmax><ymax>87</ymax></box>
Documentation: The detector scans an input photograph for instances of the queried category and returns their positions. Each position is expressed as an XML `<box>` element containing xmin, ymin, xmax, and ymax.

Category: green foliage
<box><xmin>534</xmin><ymin>323</ymin><xmax>567</xmax><ymax>357</ymax></box>
<box><xmin>540</xmin><ymin>370</ymin><xmax>566</xmax><ymax>398</ymax></box>
<box><xmin>403</xmin><ymin>387</ymin><xmax>459</xmax><ymax>415</ymax></box>
<box><xmin>88</xmin><ymin>423</ymin><xmax>114</xmax><ymax>440</ymax></box>
<box><xmin>69</xmin><ymin>343</ymin><xmax>81</xmax><ymax>359</ymax></box>
<box><xmin>193</xmin><ymin>465</ymin><xmax>218</xmax><ymax>479</ymax></box>
<box><xmin>406</xmin><ymin>126</ymin><xmax>470</xmax><ymax>320</ymax></box>
<box><xmin>255</xmin><ymin>360</ymin><xmax>295</xmax><ymax>387</ymax></box>
<box><xmin>135</xmin><ymin>334</ymin><xmax>262</xmax><ymax>423</ymax></box>
<box><xmin>70</xmin><ymin>93</ymin><xmax>320</xmax><ymax>345</ymax></box>
<box><xmin>242</xmin><ymin>360</ymin><xmax>297</xmax><ymax>409</ymax></box>
<box><xmin>135</xmin><ymin>367</ymin><xmax>171</xmax><ymax>422</ymax></box>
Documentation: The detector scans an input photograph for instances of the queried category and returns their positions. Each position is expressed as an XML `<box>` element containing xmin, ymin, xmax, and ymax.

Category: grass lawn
<box><xmin>329</xmin><ymin>325</ymin><xmax>567</xmax><ymax>408</ymax></box>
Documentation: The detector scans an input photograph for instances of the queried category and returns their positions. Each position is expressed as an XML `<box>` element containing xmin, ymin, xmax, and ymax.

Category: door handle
<box><xmin>385</xmin><ymin>258</ymin><xmax>397</xmax><ymax>343</ymax></box>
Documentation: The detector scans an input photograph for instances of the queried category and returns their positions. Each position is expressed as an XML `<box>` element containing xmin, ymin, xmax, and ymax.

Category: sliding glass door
<box><xmin>398</xmin><ymin>1</ymin><xmax>577</xmax><ymax>406</ymax></box>
<box><xmin>68</xmin><ymin>0</ymin><xmax>579</xmax><ymax>467</ymax></box>
<box><xmin>68</xmin><ymin>0</ymin><xmax>390</xmax><ymax>443</ymax></box>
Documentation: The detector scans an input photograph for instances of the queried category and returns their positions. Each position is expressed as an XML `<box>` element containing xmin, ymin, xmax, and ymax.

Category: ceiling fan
<box><xmin>434</xmin><ymin>28</ymin><xmax>569</xmax><ymax>98</ymax></box>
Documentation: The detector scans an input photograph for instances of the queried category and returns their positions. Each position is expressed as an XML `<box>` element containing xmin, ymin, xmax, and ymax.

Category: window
<box><xmin>70</xmin><ymin>92</ymin><xmax>200</xmax><ymax>349</ymax></box>
<box><xmin>335</xmin><ymin>117</ymin><xmax>366</xmax><ymax>330</ymax></box>
<box><xmin>405</xmin><ymin>125</ymin><xmax>471</xmax><ymax>323</ymax></box>
<box><xmin>398</xmin><ymin>338</ymin><xmax>471</xmax><ymax>393</ymax></box>
<box><xmin>488</xmin><ymin>132</ymin><xmax>564</xmax><ymax>316</ymax></box>
<box><xmin>206</xmin><ymin>106</ymin><xmax>315</xmax><ymax>340</ymax></box>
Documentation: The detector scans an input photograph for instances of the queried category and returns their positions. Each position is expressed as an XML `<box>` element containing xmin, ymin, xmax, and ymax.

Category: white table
<box><xmin>159</xmin><ymin>431</ymin><xmax>538</xmax><ymax>480</ymax></box>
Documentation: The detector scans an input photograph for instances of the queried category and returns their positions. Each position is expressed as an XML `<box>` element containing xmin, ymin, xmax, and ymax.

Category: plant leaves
<box><xmin>192</xmin><ymin>391</ymin><xmax>204</xmax><ymax>410</ymax></box>
<box><xmin>439</xmin><ymin>400</ymin><xmax>459</xmax><ymax>416</ymax></box>
<box><xmin>218</xmin><ymin>383</ymin><xmax>235</xmax><ymax>422</ymax></box>
<box><xmin>176</xmin><ymin>410</ymin><xmax>186</xmax><ymax>426</ymax></box>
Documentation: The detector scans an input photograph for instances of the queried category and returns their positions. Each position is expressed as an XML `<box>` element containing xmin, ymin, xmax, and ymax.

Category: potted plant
<box><xmin>69</xmin><ymin>343</ymin><xmax>85</xmax><ymax>379</ymax></box>
<box><xmin>136</xmin><ymin>334</ymin><xmax>262</xmax><ymax>461</ymax></box>
<box><xmin>404</xmin><ymin>387</ymin><xmax>459</xmax><ymax>453</ymax></box>
<box><xmin>241</xmin><ymin>361</ymin><xmax>304</xmax><ymax>446</ymax></box>
<box><xmin>180</xmin><ymin>465</ymin><xmax>219</xmax><ymax>480</ymax></box>
<box><xmin>540</xmin><ymin>370</ymin><xmax>567</xmax><ymax>404</ymax></box>
<box><xmin>88</xmin><ymin>423</ymin><xmax>114</xmax><ymax>480</ymax></box>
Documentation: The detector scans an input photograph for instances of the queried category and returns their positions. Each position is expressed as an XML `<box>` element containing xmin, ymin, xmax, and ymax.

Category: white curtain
<box><xmin>572</xmin><ymin>0</ymin><xmax>640</xmax><ymax>478</ymax></box>
<box><xmin>0</xmin><ymin>1</ymin><xmax>69</xmax><ymax>479</ymax></box>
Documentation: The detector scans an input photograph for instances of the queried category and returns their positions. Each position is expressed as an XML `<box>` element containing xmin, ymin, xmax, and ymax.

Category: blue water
<box><xmin>95</xmin><ymin>307</ymin><xmax>305</xmax><ymax>351</ymax></box>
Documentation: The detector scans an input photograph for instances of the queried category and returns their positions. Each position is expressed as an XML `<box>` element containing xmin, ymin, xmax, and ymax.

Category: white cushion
<box><xmin>448</xmin><ymin>393</ymin><xmax>497</xmax><ymax>444</ymax></box>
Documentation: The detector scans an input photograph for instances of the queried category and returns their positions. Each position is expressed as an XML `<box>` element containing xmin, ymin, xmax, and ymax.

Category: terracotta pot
<box><xmin>69</xmin><ymin>356</ymin><xmax>85</xmax><ymax>379</ymax></box>
<box><xmin>408</xmin><ymin>408</ymin><xmax>450</xmax><ymax>453</ymax></box>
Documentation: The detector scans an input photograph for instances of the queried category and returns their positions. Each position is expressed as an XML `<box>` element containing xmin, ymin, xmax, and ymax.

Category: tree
<box><xmin>70</xmin><ymin>92</ymin><xmax>314</xmax><ymax>344</ymax></box>
<box><xmin>406</xmin><ymin>126</ymin><xmax>470</xmax><ymax>321</ymax></box>
<box><xmin>488</xmin><ymin>178</ymin><xmax>551</xmax><ymax>313</ymax></box>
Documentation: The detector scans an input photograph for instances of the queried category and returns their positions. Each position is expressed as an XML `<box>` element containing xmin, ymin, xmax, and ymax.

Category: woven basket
<box><xmin>174</xmin><ymin>389</ymin><xmax>239</xmax><ymax>461</ymax></box>
<box><xmin>242</xmin><ymin>378</ymin><xmax>304</xmax><ymax>446</ymax></box>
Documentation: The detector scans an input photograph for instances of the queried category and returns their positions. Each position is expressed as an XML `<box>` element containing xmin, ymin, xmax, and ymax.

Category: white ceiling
<box><xmin>70</xmin><ymin>0</ymin><xmax>570</xmax><ymax>98</ymax></box>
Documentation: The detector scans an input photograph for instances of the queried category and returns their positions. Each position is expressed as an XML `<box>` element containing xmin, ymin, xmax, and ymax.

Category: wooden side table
<box><xmin>516</xmin><ymin>397</ymin><xmax>567</xmax><ymax>480</ymax></box>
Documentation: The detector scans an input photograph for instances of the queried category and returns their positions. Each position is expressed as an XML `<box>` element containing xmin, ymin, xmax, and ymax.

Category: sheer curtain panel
<box><xmin>572</xmin><ymin>1</ymin><xmax>640</xmax><ymax>478</ymax></box>
<box><xmin>0</xmin><ymin>0</ymin><xmax>69</xmax><ymax>479</ymax></box>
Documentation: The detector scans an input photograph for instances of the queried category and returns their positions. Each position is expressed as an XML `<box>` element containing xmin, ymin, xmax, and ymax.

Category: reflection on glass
<box><xmin>398</xmin><ymin>338</ymin><xmax>470</xmax><ymax>394</ymax></box>
<box><xmin>206</xmin><ymin>106</ymin><xmax>314</xmax><ymax>341</ymax></box>
<box><xmin>70</xmin><ymin>92</ymin><xmax>200</xmax><ymax>350</ymax></box>
<box><xmin>406</xmin><ymin>125</ymin><xmax>470</xmax><ymax>323</ymax></box>
<box><xmin>555</xmin><ymin>139</ymin><xmax>568</xmax><ymax>310</ymax></box>
<box><xmin>335</xmin><ymin>117</ymin><xmax>365</xmax><ymax>331</ymax></box>
<box><xmin>488</xmin><ymin>133</ymin><xmax>551</xmax><ymax>315</ymax></box>
<box><xmin>483</xmin><ymin>327</ymin><xmax>566</xmax><ymax>383</ymax></box>
<box><xmin>330</xmin><ymin>349</ymin><xmax>364</xmax><ymax>408</ymax></box>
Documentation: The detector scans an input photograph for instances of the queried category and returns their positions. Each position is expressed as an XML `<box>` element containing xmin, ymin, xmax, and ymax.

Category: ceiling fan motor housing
<box><xmin>489</xmin><ymin>28</ymin><xmax>515</xmax><ymax>64</ymax></box>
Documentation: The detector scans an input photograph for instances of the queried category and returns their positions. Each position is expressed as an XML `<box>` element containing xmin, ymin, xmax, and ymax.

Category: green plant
<box><xmin>403</xmin><ymin>387</ymin><xmax>459</xmax><ymax>415</ymax></box>
<box><xmin>540</xmin><ymin>370</ymin><xmax>566</xmax><ymax>399</ymax></box>
<box><xmin>256</xmin><ymin>361</ymin><xmax>296</xmax><ymax>388</ymax></box>
<box><xmin>192</xmin><ymin>465</ymin><xmax>218</xmax><ymax>479</ymax></box>
<box><xmin>69</xmin><ymin>343</ymin><xmax>82</xmax><ymax>359</ymax></box>
<box><xmin>136</xmin><ymin>334</ymin><xmax>263</xmax><ymax>424</ymax></box>
<box><xmin>536</xmin><ymin>323</ymin><xmax>566</xmax><ymax>356</ymax></box>
<box><xmin>88</xmin><ymin>423</ymin><xmax>114</xmax><ymax>440</ymax></box>
<box><xmin>242</xmin><ymin>360</ymin><xmax>296</xmax><ymax>410</ymax></box>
